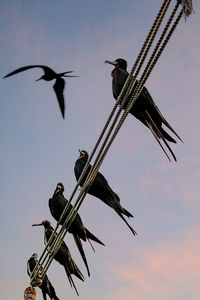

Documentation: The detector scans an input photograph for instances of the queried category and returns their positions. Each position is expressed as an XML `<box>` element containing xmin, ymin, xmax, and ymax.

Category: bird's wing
<box><xmin>3</xmin><ymin>65</ymin><xmax>52</xmax><ymax>78</ymax></box>
<box><xmin>95</xmin><ymin>171</ymin><xmax>112</xmax><ymax>193</ymax></box>
<box><xmin>53</xmin><ymin>78</ymin><xmax>65</xmax><ymax>119</ymax></box>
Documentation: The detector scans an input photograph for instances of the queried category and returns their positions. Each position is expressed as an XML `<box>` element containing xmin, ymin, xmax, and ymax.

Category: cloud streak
<box><xmin>109</xmin><ymin>230</ymin><xmax>200</xmax><ymax>300</ymax></box>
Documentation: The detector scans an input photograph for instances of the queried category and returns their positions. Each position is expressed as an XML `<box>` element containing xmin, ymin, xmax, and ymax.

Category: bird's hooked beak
<box><xmin>32</xmin><ymin>223</ymin><xmax>43</xmax><ymax>227</ymax></box>
<box><xmin>55</xmin><ymin>185</ymin><xmax>62</xmax><ymax>193</ymax></box>
<box><xmin>78</xmin><ymin>149</ymin><xmax>85</xmax><ymax>159</ymax></box>
<box><xmin>105</xmin><ymin>60</ymin><xmax>118</xmax><ymax>66</ymax></box>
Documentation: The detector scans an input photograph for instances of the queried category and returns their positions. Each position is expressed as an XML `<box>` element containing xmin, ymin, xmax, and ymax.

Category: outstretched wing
<box><xmin>3</xmin><ymin>65</ymin><xmax>52</xmax><ymax>78</ymax></box>
<box><xmin>53</xmin><ymin>78</ymin><xmax>65</xmax><ymax>119</ymax></box>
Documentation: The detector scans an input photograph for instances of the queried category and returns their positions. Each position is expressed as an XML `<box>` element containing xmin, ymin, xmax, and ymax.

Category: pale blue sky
<box><xmin>0</xmin><ymin>1</ymin><xmax>200</xmax><ymax>300</ymax></box>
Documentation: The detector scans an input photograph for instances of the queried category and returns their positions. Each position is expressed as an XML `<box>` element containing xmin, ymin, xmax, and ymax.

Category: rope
<box><xmin>30</xmin><ymin>0</ymin><xmax>189</xmax><ymax>284</ymax></box>
<box><xmin>30</xmin><ymin>0</ymin><xmax>171</xmax><ymax>282</ymax></box>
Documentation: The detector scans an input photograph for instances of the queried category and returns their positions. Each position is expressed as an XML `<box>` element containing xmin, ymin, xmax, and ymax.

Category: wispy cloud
<box><xmin>108</xmin><ymin>230</ymin><xmax>200</xmax><ymax>300</ymax></box>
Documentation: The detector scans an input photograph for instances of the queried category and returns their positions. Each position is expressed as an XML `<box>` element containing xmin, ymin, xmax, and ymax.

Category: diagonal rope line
<box><xmin>30</xmin><ymin>0</ymin><xmax>171</xmax><ymax>283</ymax></box>
<box><xmin>30</xmin><ymin>0</ymin><xmax>185</xmax><ymax>285</ymax></box>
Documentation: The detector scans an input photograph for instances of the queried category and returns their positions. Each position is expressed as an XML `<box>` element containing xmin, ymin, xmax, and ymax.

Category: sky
<box><xmin>0</xmin><ymin>0</ymin><xmax>200</xmax><ymax>299</ymax></box>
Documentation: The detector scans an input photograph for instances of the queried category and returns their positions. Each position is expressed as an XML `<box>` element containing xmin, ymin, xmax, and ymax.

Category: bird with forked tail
<box><xmin>3</xmin><ymin>65</ymin><xmax>79</xmax><ymax>119</ymax></box>
<box><xmin>74</xmin><ymin>150</ymin><xmax>137</xmax><ymax>236</ymax></box>
<box><xmin>49</xmin><ymin>183</ymin><xmax>105</xmax><ymax>277</ymax></box>
<box><xmin>32</xmin><ymin>220</ymin><xmax>84</xmax><ymax>296</ymax></box>
<box><xmin>27</xmin><ymin>253</ymin><xmax>60</xmax><ymax>300</ymax></box>
<box><xmin>105</xmin><ymin>58</ymin><xmax>183</xmax><ymax>162</ymax></box>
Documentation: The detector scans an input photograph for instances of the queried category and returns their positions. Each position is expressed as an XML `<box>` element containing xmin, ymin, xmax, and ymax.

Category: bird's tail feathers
<box><xmin>71</xmin><ymin>259</ymin><xmax>85</xmax><ymax>282</ymax></box>
<box><xmin>42</xmin><ymin>290</ymin><xmax>47</xmax><ymax>300</ymax></box>
<box><xmin>146</xmin><ymin>111</ymin><xmax>177</xmax><ymax>162</ymax></box>
<box><xmin>87</xmin><ymin>238</ymin><xmax>95</xmax><ymax>252</ymax></box>
<box><xmin>145</xmin><ymin>119</ymin><xmax>171</xmax><ymax>162</ymax></box>
<box><xmin>110</xmin><ymin>195</ymin><xmax>134</xmax><ymax>218</ymax></box>
<box><xmin>106</xmin><ymin>187</ymin><xmax>133</xmax><ymax>218</ymax></box>
<box><xmin>159</xmin><ymin>127</ymin><xmax>176</xmax><ymax>143</ymax></box>
<box><xmin>152</xmin><ymin>104</ymin><xmax>183</xmax><ymax>142</ymax></box>
<box><xmin>63</xmin><ymin>264</ymin><xmax>80</xmax><ymax>296</ymax></box>
<box><xmin>73</xmin><ymin>234</ymin><xmax>90</xmax><ymax>277</ymax></box>
<box><xmin>106</xmin><ymin>198</ymin><xmax>136</xmax><ymax>234</ymax></box>
<box><xmin>117</xmin><ymin>211</ymin><xmax>137</xmax><ymax>236</ymax></box>
<box><xmin>48</xmin><ymin>282</ymin><xmax>59</xmax><ymax>300</ymax></box>
<box><xmin>85</xmin><ymin>228</ymin><xmax>105</xmax><ymax>246</ymax></box>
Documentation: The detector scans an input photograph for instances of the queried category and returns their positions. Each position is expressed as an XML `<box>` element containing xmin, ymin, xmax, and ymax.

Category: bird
<box><xmin>74</xmin><ymin>150</ymin><xmax>137</xmax><ymax>236</ymax></box>
<box><xmin>27</xmin><ymin>253</ymin><xmax>59</xmax><ymax>300</ymax></box>
<box><xmin>3</xmin><ymin>65</ymin><xmax>79</xmax><ymax>118</ymax></box>
<box><xmin>32</xmin><ymin>220</ymin><xmax>84</xmax><ymax>295</ymax></box>
<box><xmin>105</xmin><ymin>58</ymin><xmax>183</xmax><ymax>161</ymax></box>
<box><xmin>49</xmin><ymin>182</ymin><xmax>105</xmax><ymax>277</ymax></box>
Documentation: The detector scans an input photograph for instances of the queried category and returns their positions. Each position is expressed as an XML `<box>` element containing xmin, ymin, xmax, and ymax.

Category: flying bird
<box><xmin>27</xmin><ymin>253</ymin><xmax>59</xmax><ymax>300</ymax></box>
<box><xmin>105</xmin><ymin>58</ymin><xmax>183</xmax><ymax>161</ymax></box>
<box><xmin>49</xmin><ymin>182</ymin><xmax>105</xmax><ymax>277</ymax></box>
<box><xmin>32</xmin><ymin>220</ymin><xmax>84</xmax><ymax>295</ymax></box>
<box><xmin>74</xmin><ymin>150</ymin><xmax>137</xmax><ymax>236</ymax></box>
<box><xmin>3</xmin><ymin>65</ymin><xmax>79</xmax><ymax>118</ymax></box>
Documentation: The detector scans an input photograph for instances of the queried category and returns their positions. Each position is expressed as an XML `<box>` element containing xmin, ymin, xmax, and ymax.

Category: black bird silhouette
<box><xmin>32</xmin><ymin>220</ymin><xmax>84</xmax><ymax>295</ymax></box>
<box><xmin>27</xmin><ymin>253</ymin><xmax>59</xmax><ymax>300</ymax></box>
<box><xmin>3</xmin><ymin>65</ymin><xmax>79</xmax><ymax>118</ymax></box>
<box><xmin>49</xmin><ymin>183</ymin><xmax>105</xmax><ymax>277</ymax></box>
<box><xmin>105</xmin><ymin>58</ymin><xmax>183</xmax><ymax>161</ymax></box>
<box><xmin>74</xmin><ymin>150</ymin><xmax>137</xmax><ymax>236</ymax></box>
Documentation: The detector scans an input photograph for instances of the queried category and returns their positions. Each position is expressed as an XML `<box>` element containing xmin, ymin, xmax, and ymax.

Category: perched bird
<box><xmin>49</xmin><ymin>182</ymin><xmax>105</xmax><ymax>277</ymax></box>
<box><xmin>32</xmin><ymin>220</ymin><xmax>84</xmax><ymax>295</ymax></box>
<box><xmin>105</xmin><ymin>58</ymin><xmax>183</xmax><ymax>161</ymax></box>
<box><xmin>3</xmin><ymin>65</ymin><xmax>79</xmax><ymax>118</ymax></box>
<box><xmin>74</xmin><ymin>150</ymin><xmax>137</xmax><ymax>235</ymax></box>
<box><xmin>27</xmin><ymin>253</ymin><xmax>59</xmax><ymax>300</ymax></box>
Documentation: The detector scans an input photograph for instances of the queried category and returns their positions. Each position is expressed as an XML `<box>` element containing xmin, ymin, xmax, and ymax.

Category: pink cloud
<box><xmin>108</xmin><ymin>231</ymin><xmax>200</xmax><ymax>300</ymax></box>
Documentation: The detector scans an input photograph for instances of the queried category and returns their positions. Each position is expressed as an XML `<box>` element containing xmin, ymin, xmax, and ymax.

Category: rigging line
<box><xmin>65</xmin><ymin>0</ymin><xmax>173</xmax><ymax>211</ymax></box>
<box><xmin>70</xmin><ymin>1</ymin><xmax>178</xmax><ymax>201</ymax></box>
<box><xmin>129</xmin><ymin>1</ymin><xmax>180</xmax><ymax>97</ymax></box>
<box><xmin>87</xmin><ymin>10</ymin><xmax>184</xmax><ymax>182</ymax></box>
<box><xmin>132</xmin><ymin>0</ymin><xmax>171</xmax><ymax>81</ymax></box>
<box><xmin>30</xmin><ymin>0</ymin><xmax>182</xmax><ymax>283</ymax></box>
<box><xmin>139</xmin><ymin>9</ymin><xmax>183</xmax><ymax>95</ymax></box>
<box><xmin>42</xmin><ymin>5</ymin><xmax>184</xmax><ymax>279</ymax></box>
<box><xmin>32</xmin><ymin>1</ymin><xmax>176</xmax><ymax>281</ymax></box>
<box><xmin>56</xmin><ymin>0</ymin><xmax>173</xmax><ymax>218</ymax></box>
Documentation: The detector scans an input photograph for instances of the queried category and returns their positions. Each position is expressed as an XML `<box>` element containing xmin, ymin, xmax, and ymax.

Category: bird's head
<box><xmin>32</xmin><ymin>220</ymin><xmax>51</xmax><ymax>229</ymax></box>
<box><xmin>105</xmin><ymin>58</ymin><xmax>127</xmax><ymax>71</ymax></box>
<box><xmin>31</xmin><ymin>253</ymin><xmax>38</xmax><ymax>259</ymax></box>
<box><xmin>78</xmin><ymin>149</ymin><xmax>89</xmax><ymax>160</ymax></box>
<box><xmin>55</xmin><ymin>182</ymin><xmax>64</xmax><ymax>194</ymax></box>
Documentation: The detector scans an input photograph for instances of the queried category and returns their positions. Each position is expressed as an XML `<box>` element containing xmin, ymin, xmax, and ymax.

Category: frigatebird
<box><xmin>27</xmin><ymin>253</ymin><xmax>59</xmax><ymax>300</ymax></box>
<box><xmin>32</xmin><ymin>220</ymin><xmax>84</xmax><ymax>295</ymax></box>
<box><xmin>105</xmin><ymin>58</ymin><xmax>183</xmax><ymax>161</ymax></box>
<box><xmin>74</xmin><ymin>150</ymin><xmax>137</xmax><ymax>236</ymax></box>
<box><xmin>49</xmin><ymin>183</ymin><xmax>105</xmax><ymax>277</ymax></box>
<box><xmin>3</xmin><ymin>65</ymin><xmax>79</xmax><ymax>118</ymax></box>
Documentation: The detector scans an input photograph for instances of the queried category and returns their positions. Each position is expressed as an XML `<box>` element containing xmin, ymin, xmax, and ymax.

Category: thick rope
<box><xmin>31</xmin><ymin>0</ymin><xmax>172</xmax><ymax>282</ymax></box>
<box><xmin>30</xmin><ymin>0</ymin><xmax>186</xmax><ymax>284</ymax></box>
